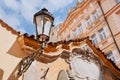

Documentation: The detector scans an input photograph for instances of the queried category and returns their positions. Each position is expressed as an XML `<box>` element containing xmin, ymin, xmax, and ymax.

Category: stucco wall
<box><xmin>0</xmin><ymin>23</ymin><xmax>23</xmax><ymax>80</ymax></box>
<box><xmin>24</xmin><ymin>58</ymin><xmax>70</xmax><ymax>80</ymax></box>
<box><xmin>101</xmin><ymin>0</ymin><xmax>116</xmax><ymax>13</ymax></box>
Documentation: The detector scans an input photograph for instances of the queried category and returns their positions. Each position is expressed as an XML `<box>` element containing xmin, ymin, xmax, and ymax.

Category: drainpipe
<box><xmin>97</xmin><ymin>0</ymin><xmax>120</xmax><ymax>54</ymax></box>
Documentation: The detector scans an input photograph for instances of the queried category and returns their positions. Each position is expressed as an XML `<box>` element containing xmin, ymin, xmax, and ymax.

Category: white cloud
<box><xmin>0</xmin><ymin>7</ymin><xmax>19</xmax><ymax>28</ymax></box>
<box><xmin>0</xmin><ymin>0</ymin><xmax>75</xmax><ymax>34</ymax></box>
<box><xmin>20</xmin><ymin>0</ymin><xmax>43</xmax><ymax>23</ymax></box>
<box><xmin>3</xmin><ymin>0</ymin><xmax>20</xmax><ymax>11</ymax></box>
<box><xmin>19</xmin><ymin>0</ymin><xmax>74</xmax><ymax>23</ymax></box>
<box><xmin>0</xmin><ymin>8</ymin><xmax>26</xmax><ymax>33</ymax></box>
<box><xmin>4</xmin><ymin>15</ymin><xmax>20</xmax><ymax>28</ymax></box>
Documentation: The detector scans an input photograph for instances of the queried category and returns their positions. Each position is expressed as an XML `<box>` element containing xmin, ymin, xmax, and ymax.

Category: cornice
<box><xmin>18</xmin><ymin>34</ymin><xmax>120</xmax><ymax>78</ymax></box>
<box><xmin>105</xmin><ymin>3</ymin><xmax>120</xmax><ymax>17</ymax></box>
<box><xmin>58</xmin><ymin>0</ymin><xmax>95</xmax><ymax>35</ymax></box>
<box><xmin>18</xmin><ymin>33</ymin><xmax>39</xmax><ymax>51</ymax></box>
<box><xmin>0</xmin><ymin>19</ymin><xmax>19</xmax><ymax>35</ymax></box>
<box><xmin>86</xmin><ymin>39</ymin><xmax>120</xmax><ymax>78</ymax></box>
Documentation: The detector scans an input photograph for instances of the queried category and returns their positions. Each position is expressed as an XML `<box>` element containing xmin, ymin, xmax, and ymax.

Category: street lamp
<box><xmin>34</xmin><ymin>8</ymin><xmax>54</xmax><ymax>48</ymax></box>
<box><xmin>17</xmin><ymin>8</ymin><xmax>54</xmax><ymax>76</ymax></box>
<box><xmin>17</xmin><ymin>7</ymin><xmax>87</xmax><ymax>75</ymax></box>
<box><xmin>16</xmin><ymin>6</ymin><xmax>120</xmax><ymax>79</ymax></box>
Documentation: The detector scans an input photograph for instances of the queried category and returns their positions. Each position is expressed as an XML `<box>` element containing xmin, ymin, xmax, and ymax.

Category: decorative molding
<box><xmin>0</xmin><ymin>19</ymin><xmax>19</xmax><ymax>35</ymax></box>
<box><xmin>18</xmin><ymin>35</ymin><xmax>120</xmax><ymax>78</ymax></box>
<box><xmin>18</xmin><ymin>34</ymin><xmax>40</xmax><ymax>54</ymax></box>
<box><xmin>105</xmin><ymin>3</ymin><xmax>120</xmax><ymax>17</ymax></box>
<box><xmin>60</xmin><ymin>48</ymin><xmax>101</xmax><ymax>66</ymax></box>
<box><xmin>60</xmin><ymin>48</ymin><xmax>102</xmax><ymax>80</ymax></box>
<box><xmin>36</xmin><ymin>54</ymin><xmax>60</xmax><ymax>63</ymax></box>
<box><xmin>86</xmin><ymin>39</ymin><xmax>120</xmax><ymax>78</ymax></box>
<box><xmin>60</xmin><ymin>50</ymin><xmax>71</xmax><ymax>60</ymax></box>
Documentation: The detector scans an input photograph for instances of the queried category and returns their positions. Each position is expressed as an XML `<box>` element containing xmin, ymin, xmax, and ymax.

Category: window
<box><xmin>87</xmin><ymin>17</ymin><xmax>92</xmax><ymax>26</ymax></box>
<box><xmin>78</xmin><ymin>24</ymin><xmax>83</xmax><ymax>33</ymax></box>
<box><xmin>91</xmin><ymin>34</ymin><xmax>98</xmax><ymax>45</ymax></box>
<box><xmin>73</xmin><ymin>29</ymin><xmax>77</xmax><ymax>37</ymax></box>
<box><xmin>73</xmin><ymin>32</ymin><xmax>76</xmax><ymax>37</ymax></box>
<box><xmin>93</xmin><ymin>11</ymin><xmax>99</xmax><ymax>20</ymax></box>
<box><xmin>116</xmin><ymin>0</ymin><xmax>120</xmax><ymax>3</ymax></box>
<box><xmin>67</xmin><ymin>35</ymin><xmax>71</xmax><ymax>40</ymax></box>
<box><xmin>98</xmin><ymin>28</ymin><xmax>106</xmax><ymax>40</ymax></box>
<box><xmin>107</xmin><ymin>51</ymin><xmax>116</xmax><ymax>63</ymax></box>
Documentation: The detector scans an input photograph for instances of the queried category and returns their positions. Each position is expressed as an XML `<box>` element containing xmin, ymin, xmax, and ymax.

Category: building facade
<box><xmin>1</xmin><ymin>0</ymin><xmax>120</xmax><ymax>80</ymax></box>
<box><xmin>1</xmin><ymin>18</ymin><xmax>120</xmax><ymax>80</ymax></box>
<box><xmin>0</xmin><ymin>20</ymin><xmax>23</xmax><ymax>80</ymax></box>
<box><xmin>54</xmin><ymin>0</ymin><xmax>120</xmax><ymax>68</ymax></box>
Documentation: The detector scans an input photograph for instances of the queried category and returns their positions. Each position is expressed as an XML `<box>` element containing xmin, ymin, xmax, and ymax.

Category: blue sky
<box><xmin>0</xmin><ymin>0</ymin><xmax>77</xmax><ymax>35</ymax></box>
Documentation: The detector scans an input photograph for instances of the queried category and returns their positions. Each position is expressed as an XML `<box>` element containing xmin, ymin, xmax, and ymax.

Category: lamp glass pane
<box><xmin>44</xmin><ymin>16</ymin><xmax>52</xmax><ymax>36</ymax></box>
<box><xmin>35</xmin><ymin>15</ymin><xmax>44</xmax><ymax>35</ymax></box>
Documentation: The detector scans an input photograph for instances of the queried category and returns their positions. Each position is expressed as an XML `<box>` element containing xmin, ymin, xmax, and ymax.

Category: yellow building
<box><xmin>55</xmin><ymin>0</ymin><xmax>120</xmax><ymax>68</ymax></box>
<box><xmin>0</xmin><ymin>20</ymin><xmax>70</xmax><ymax>80</ymax></box>
<box><xmin>1</xmin><ymin>19</ymin><xmax>120</xmax><ymax>79</ymax></box>
<box><xmin>1</xmin><ymin>0</ymin><xmax>120</xmax><ymax>79</ymax></box>
<box><xmin>0</xmin><ymin>19</ymin><xmax>23</xmax><ymax>80</ymax></box>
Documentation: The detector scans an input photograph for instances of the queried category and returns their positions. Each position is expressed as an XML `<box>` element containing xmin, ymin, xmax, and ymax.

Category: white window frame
<box><xmin>67</xmin><ymin>35</ymin><xmax>71</xmax><ymax>40</ymax></box>
<box><xmin>98</xmin><ymin>28</ymin><xmax>106</xmax><ymax>40</ymax></box>
<box><xmin>87</xmin><ymin>17</ymin><xmax>92</xmax><ymax>26</ymax></box>
<box><xmin>107</xmin><ymin>51</ymin><xmax>116</xmax><ymax>63</ymax></box>
<box><xmin>73</xmin><ymin>29</ymin><xmax>77</xmax><ymax>37</ymax></box>
<box><xmin>93</xmin><ymin>11</ymin><xmax>99</xmax><ymax>21</ymax></box>
<box><xmin>78</xmin><ymin>24</ymin><xmax>83</xmax><ymax>33</ymax></box>
<box><xmin>91</xmin><ymin>34</ymin><xmax>98</xmax><ymax>45</ymax></box>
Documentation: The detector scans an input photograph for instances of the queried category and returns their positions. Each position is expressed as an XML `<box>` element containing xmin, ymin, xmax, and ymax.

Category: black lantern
<box><xmin>34</xmin><ymin>8</ymin><xmax>54</xmax><ymax>44</ymax></box>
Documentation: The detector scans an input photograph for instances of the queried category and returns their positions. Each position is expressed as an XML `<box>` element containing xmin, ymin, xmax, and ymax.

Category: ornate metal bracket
<box><xmin>17</xmin><ymin>49</ymin><xmax>43</xmax><ymax>76</ymax></box>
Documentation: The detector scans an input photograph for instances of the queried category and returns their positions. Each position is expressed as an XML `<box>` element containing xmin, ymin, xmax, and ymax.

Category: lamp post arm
<box><xmin>17</xmin><ymin>49</ymin><xmax>43</xmax><ymax>76</ymax></box>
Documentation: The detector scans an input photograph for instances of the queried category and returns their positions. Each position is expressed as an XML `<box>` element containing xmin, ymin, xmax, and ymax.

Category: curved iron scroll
<box><xmin>17</xmin><ymin>49</ymin><xmax>43</xmax><ymax>76</ymax></box>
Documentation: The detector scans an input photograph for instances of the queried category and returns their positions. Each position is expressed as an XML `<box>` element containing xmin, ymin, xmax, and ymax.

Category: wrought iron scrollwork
<box><xmin>17</xmin><ymin>49</ymin><xmax>43</xmax><ymax>76</ymax></box>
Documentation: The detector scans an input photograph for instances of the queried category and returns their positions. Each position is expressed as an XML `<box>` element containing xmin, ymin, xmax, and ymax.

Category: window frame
<box><xmin>98</xmin><ymin>28</ymin><xmax>106</xmax><ymax>40</ymax></box>
<box><xmin>78</xmin><ymin>24</ymin><xmax>83</xmax><ymax>33</ymax></box>
<box><xmin>91</xmin><ymin>34</ymin><xmax>98</xmax><ymax>45</ymax></box>
<box><xmin>107</xmin><ymin>51</ymin><xmax>116</xmax><ymax>63</ymax></box>
<box><xmin>86</xmin><ymin>17</ymin><xmax>92</xmax><ymax>27</ymax></box>
<box><xmin>93</xmin><ymin>11</ymin><xmax>99</xmax><ymax>21</ymax></box>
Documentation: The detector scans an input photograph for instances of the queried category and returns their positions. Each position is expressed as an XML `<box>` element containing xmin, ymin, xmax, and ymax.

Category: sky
<box><xmin>0</xmin><ymin>0</ymin><xmax>77</xmax><ymax>35</ymax></box>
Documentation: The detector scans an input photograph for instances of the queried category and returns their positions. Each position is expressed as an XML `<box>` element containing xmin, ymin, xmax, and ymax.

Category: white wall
<box><xmin>0</xmin><ymin>23</ymin><xmax>22</xmax><ymax>80</ymax></box>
